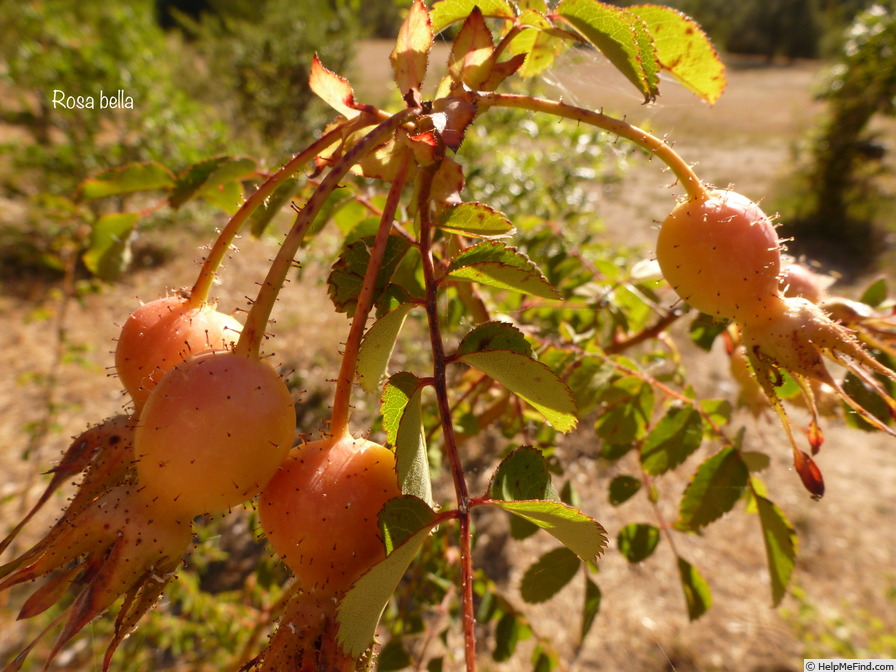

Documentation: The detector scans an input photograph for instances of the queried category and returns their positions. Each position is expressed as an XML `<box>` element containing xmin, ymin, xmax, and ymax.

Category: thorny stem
<box><xmin>329</xmin><ymin>151</ymin><xmax>411</xmax><ymax>437</ymax></box>
<box><xmin>234</xmin><ymin>109</ymin><xmax>420</xmax><ymax>360</ymax></box>
<box><xmin>416</xmin><ymin>164</ymin><xmax>477</xmax><ymax>672</ymax></box>
<box><xmin>477</xmin><ymin>93</ymin><xmax>708</xmax><ymax>201</ymax></box>
<box><xmin>189</xmin><ymin>121</ymin><xmax>367</xmax><ymax>307</ymax></box>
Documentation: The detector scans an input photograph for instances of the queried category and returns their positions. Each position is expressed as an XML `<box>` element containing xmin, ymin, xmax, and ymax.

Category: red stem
<box><xmin>329</xmin><ymin>151</ymin><xmax>411</xmax><ymax>437</ymax></box>
<box><xmin>416</xmin><ymin>164</ymin><xmax>477</xmax><ymax>672</ymax></box>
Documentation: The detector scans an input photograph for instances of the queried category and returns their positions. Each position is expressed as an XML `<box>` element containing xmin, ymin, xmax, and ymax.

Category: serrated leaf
<box><xmin>640</xmin><ymin>404</ymin><xmax>703</xmax><ymax>475</ymax></box>
<box><xmin>391</xmin><ymin>0</ymin><xmax>433</xmax><ymax>102</ymax></box>
<box><xmin>169</xmin><ymin>156</ymin><xmax>256</xmax><ymax>209</ymax></box>
<box><xmin>859</xmin><ymin>277</ymin><xmax>888</xmax><ymax>307</ymax></box>
<box><xmin>382</xmin><ymin>372</ymin><xmax>423</xmax><ymax>446</ymax></box>
<box><xmin>337</xmin><ymin>508</ymin><xmax>437</xmax><ymax>658</ymax></box>
<box><xmin>248</xmin><ymin>176</ymin><xmax>301</xmax><ymax>237</ymax></box>
<box><xmin>608</xmin><ymin>474</ymin><xmax>641</xmax><ymax>506</ymax></box>
<box><xmin>677</xmin><ymin>557</ymin><xmax>712</xmax><ymax>620</ymax></box>
<box><xmin>490</xmin><ymin>500</ymin><xmax>607</xmax><ymax>562</ymax></box>
<box><xmin>309</xmin><ymin>53</ymin><xmax>361</xmax><ymax>119</ymax></box>
<box><xmin>80</xmin><ymin>162</ymin><xmax>174</xmax><ymax>200</ymax></box>
<box><xmin>459</xmin><ymin>351</ymin><xmax>577</xmax><ymax>431</ymax></box>
<box><xmin>448</xmin><ymin>241</ymin><xmax>561</xmax><ymax>299</ymax></box>
<box><xmin>520</xmin><ymin>546</ymin><xmax>580</xmax><ymax>604</ymax></box>
<box><xmin>458</xmin><ymin>321</ymin><xmax>532</xmax><ymax>357</ymax></box>
<box><xmin>628</xmin><ymin>4</ymin><xmax>726</xmax><ymax>105</ymax></box>
<box><xmin>755</xmin><ymin>495</ymin><xmax>797</xmax><ymax>606</ymax></box>
<box><xmin>616</xmin><ymin>523</ymin><xmax>660</xmax><ymax>563</ymax></box>
<box><xmin>581</xmin><ymin>575</ymin><xmax>601</xmax><ymax>641</ymax></box>
<box><xmin>358</xmin><ymin>303</ymin><xmax>416</xmax><ymax>393</ymax></box>
<box><xmin>448</xmin><ymin>7</ymin><xmax>495</xmax><ymax>89</ymax></box>
<box><xmin>488</xmin><ymin>446</ymin><xmax>559</xmax><ymax>502</ymax></box>
<box><xmin>328</xmin><ymin>235</ymin><xmax>412</xmax><ymax>316</ymax></box>
<box><xmin>379</xmin><ymin>495</ymin><xmax>438</xmax><ymax>553</ymax></box>
<box><xmin>594</xmin><ymin>376</ymin><xmax>654</xmax><ymax>444</ymax></box>
<box><xmin>554</xmin><ymin>0</ymin><xmax>659</xmax><ymax>102</ymax></box>
<box><xmin>676</xmin><ymin>446</ymin><xmax>748</xmax><ymax>531</ymax></box>
<box><xmin>430</xmin><ymin>0</ymin><xmax>516</xmax><ymax>35</ymax></box>
<box><xmin>507</xmin><ymin>10</ymin><xmax>571</xmax><ymax>78</ymax></box>
<box><xmin>430</xmin><ymin>155</ymin><xmax>465</xmax><ymax>204</ymax></box>
<box><xmin>82</xmin><ymin>212</ymin><xmax>140</xmax><ymax>281</ymax></box>
<box><xmin>436</xmin><ymin>202</ymin><xmax>515</xmax><ymax>238</ymax></box>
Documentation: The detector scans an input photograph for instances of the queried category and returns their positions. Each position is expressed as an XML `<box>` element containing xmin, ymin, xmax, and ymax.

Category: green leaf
<box><xmin>394</xmin><ymin>379</ymin><xmax>434</xmax><ymax>505</ymax></box>
<box><xmin>169</xmin><ymin>156</ymin><xmax>256</xmax><ymax>209</ymax></box>
<box><xmin>755</xmin><ymin>495</ymin><xmax>797</xmax><ymax>606</ymax></box>
<box><xmin>377</xmin><ymin>639</ymin><xmax>413</xmax><ymax>672</ymax></box>
<box><xmin>493</xmin><ymin>612</ymin><xmax>522</xmax><ymax>662</ymax></box>
<box><xmin>248</xmin><ymin>176</ymin><xmax>301</xmax><ymax>237</ymax></box>
<box><xmin>508</xmin><ymin>10</ymin><xmax>571</xmax><ymax>78</ymax></box>
<box><xmin>593</xmin><ymin>376</ymin><xmax>654</xmax><ymax>444</ymax></box>
<box><xmin>379</xmin><ymin>495</ymin><xmax>438</xmax><ymax>553</ymax></box>
<box><xmin>80</xmin><ymin>162</ymin><xmax>174</xmax><ymax>200</ymax></box>
<box><xmin>487</xmin><ymin>446</ymin><xmax>559</xmax><ymax>502</ymax></box>
<box><xmin>554</xmin><ymin>0</ymin><xmax>659</xmax><ymax>102</ymax></box>
<box><xmin>457</xmin><ymin>321</ymin><xmax>532</xmax><ymax>357</ymax></box>
<box><xmin>677</xmin><ymin>557</ymin><xmax>712</xmax><ymax>620</ymax></box>
<box><xmin>640</xmin><ymin>404</ymin><xmax>703</xmax><ymax>475</ymax></box>
<box><xmin>358</xmin><ymin>303</ymin><xmax>416</xmax><ymax>393</ymax></box>
<box><xmin>628</xmin><ymin>4</ymin><xmax>726</xmax><ymax>105</ymax></box>
<box><xmin>328</xmin><ymin>235</ymin><xmax>412</xmax><ymax>316</ymax></box>
<box><xmin>581</xmin><ymin>575</ymin><xmax>601</xmax><ymax>641</ymax></box>
<box><xmin>448</xmin><ymin>241</ymin><xmax>561</xmax><ymax>299</ymax></box>
<box><xmin>430</xmin><ymin>0</ymin><xmax>516</xmax><ymax>35</ymax></box>
<box><xmin>337</xmin><ymin>501</ymin><xmax>438</xmax><ymax>658</ymax></box>
<box><xmin>616</xmin><ymin>523</ymin><xmax>660</xmax><ymax>563</ymax></box>
<box><xmin>676</xmin><ymin>446</ymin><xmax>749</xmax><ymax>531</ymax></box>
<box><xmin>489</xmin><ymin>500</ymin><xmax>607</xmax><ymax>562</ymax></box>
<box><xmin>689</xmin><ymin>313</ymin><xmax>728</xmax><ymax>351</ymax></box>
<box><xmin>82</xmin><ymin>212</ymin><xmax>140</xmax><ymax>281</ymax></box>
<box><xmin>608</xmin><ymin>474</ymin><xmax>641</xmax><ymax>506</ymax></box>
<box><xmin>436</xmin><ymin>202</ymin><xmax>515</xmax><ymax>238</ymax></box>
<box><xmin>382</xmin><ymin>372</ymin><xmax>423</xmax><ymax>446</ymax></box>
<box><xmin>199</xmin><ymin>178</ymin><xmax>243</xmax><ymax>214</ymax></box>
<box><xmin>698</xmin><ymin>398</ymin><xmax>733</xmax><ymax>427</ymax></box>
<box><xmin>459</xmin><ymin>351</ymin><xmax>577</xmax><ymax>431</ymax></box>
<box><xmin>859</xmin><ymin>277</ymin><xmax>888</xmax><ymax>307</ymax></box>
<box><xmin>520</xmin><ymin>546</ymin><xmax>580</xmax><ymax>603</ymax></box>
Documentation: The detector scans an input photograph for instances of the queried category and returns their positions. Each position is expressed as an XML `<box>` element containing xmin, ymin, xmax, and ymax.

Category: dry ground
<box><xmin>2</xmin><ymin>42</ymin><xmax>896</xmax><ymax>671</ymax></box>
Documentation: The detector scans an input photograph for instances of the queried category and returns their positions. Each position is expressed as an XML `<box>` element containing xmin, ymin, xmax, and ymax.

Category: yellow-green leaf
<box><xmin>755</xmin><ymin>495</ymin><xmax>797</xmax><ymax>606</ymax></box>
<box><xmin>83</xmin><ymin>212</ymin><xmax>140</xmax><ymax>281</ymax></box>
<box><xmin>80</xmin><ymin>162</ymin><xmax>174</xmax><ymax>200</ymax></box>
<box><xmin>448</xmin><ymin>241</ymin><xmax>561</xmax><ymax>299</ymax></box>
<box><xmin>391</xmin><ymin>0</ymin><xmax>433</xmax><ymax>101</ymax></box>
<box><xmin>430</xmin><ymin>0</ymin><xmax>516</xmax><ymax>35</ymax></box>
<box><xmin>677</xmin><ymin>557</ymin><xmax>712</xmax><ymax>620</ymax></box>
<box><xmin>490</xmin><ymin>500</ymin><xmax>607</xmax><ymax>561</ymax></box>
<box><xmin>436</xmin><ymin>202</ymin><xmax>515</xmax><ymax>238</ymax></box>
<box><xmin>628</xmin><ymin>4</ymin><xmax>726</xmax><ymax>105</ymax></box>
<box><xmin>358</xmin><ymin>303</ymin><xmax>416</xmax><ymax>393</ymax></box>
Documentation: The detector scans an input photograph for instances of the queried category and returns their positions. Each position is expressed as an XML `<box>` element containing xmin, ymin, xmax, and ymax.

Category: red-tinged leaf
<box><xmin>309</xmin><ymin>53</ymin><xmax>361</xmax><ymax>119</ymax></box>
<box><xmin>793</xmin><ymin>449</ymin><xmax>825</xmax><ymax>500</ymax></box>
<box><xmin>430</xmin><ymin>97</ymin><xmax>478</xmax><ymax>151</ymax></box>
<box><xmin>481</xmin><ymin>53</ymin><xmax>527</xmax><ymax>90</ymax></box>
<box><xmin>391</xmin><ymin>0</ymin><xmax>433</xmax><ymax>104</ymax></box>
<box><xmin>353</xmin><ymin>134</ymin><xmax>417</xmax><ymax>183</ymax></box>
<box><xmin>429</xmin><ymin>156</ymin><xmax>465</xmax><ymax>204</ymax></box>
<box><xmin>17</xmin><ymin>565</ymin><xmax>79</xmax><ymax>619</ymax></box>
<box><xmin>627</xmin><ymin>4</ymin><xmax>726</xmax><ymax>105</ymax></box>
<box><xmin>554</xmin><ymin>0</ymin><xmax>660</xmax><ymax>102</ymax></box>
<box><xmin>448</xmin><ymin>7</ymin><xmax>495</xmax><ymax>90</ymax></box>
<box><xmin>431</xmin><ymin>0</ymin><xmax>516</xmax><ymax>35</ymax></box>
<box><xmin>405</xmin><ymin>130</ymin><xmax>442</xmax><ymax>166</ymax></box>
